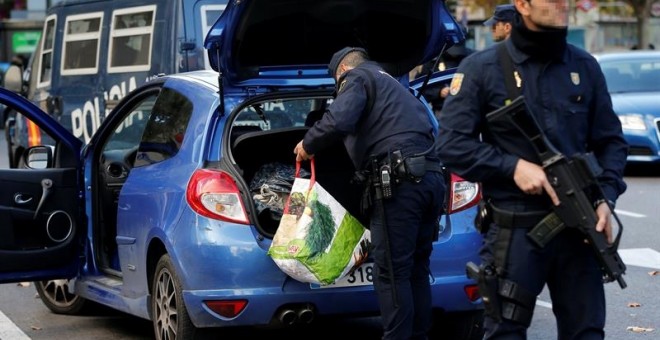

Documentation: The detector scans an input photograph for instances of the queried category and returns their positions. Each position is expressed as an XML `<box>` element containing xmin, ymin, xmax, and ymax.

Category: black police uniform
<box><xmin>436</xmin><ymin>36</ymin><xmax>628</xmax><ymax>338</ymax></box>
<box><xmin>303</xmin><ymin>60</ymin><xmax>445</xmax><ymax>340</ymax></box>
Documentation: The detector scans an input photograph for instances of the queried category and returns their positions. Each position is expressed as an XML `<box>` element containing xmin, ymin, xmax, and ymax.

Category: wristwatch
<box><xmin>593</xmin><ymin>198</ymin><xmax>615</xmax><ymax>209</ymax></box>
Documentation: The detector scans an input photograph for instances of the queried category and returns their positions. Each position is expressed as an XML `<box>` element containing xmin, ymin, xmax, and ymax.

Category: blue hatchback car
<box><xmin>0</xmin><ymin>1</ymin><xmax>484</xmax><ymax>339</ymax></box>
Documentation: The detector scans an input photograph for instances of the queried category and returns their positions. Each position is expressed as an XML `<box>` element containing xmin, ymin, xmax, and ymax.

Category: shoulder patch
<box><xmin>338</xmin><ymin>79</ymin><xmax>347</xmax><ymax>93</ymax></box>
<box><xmin>449</xmin><ymin>73</ymin><xmax>464</xmax><ymax>96</ymax></box>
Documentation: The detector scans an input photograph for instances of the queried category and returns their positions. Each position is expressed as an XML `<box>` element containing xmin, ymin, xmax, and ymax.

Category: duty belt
<box><xmin>490</xmin><ymin>203</ymin><xmax>566</xmax><ymax>248</ymax></box>
<box><xmin>489</xmin><ymin>203</ymin><xmax>550</xmax><ymax>229</ymax></box>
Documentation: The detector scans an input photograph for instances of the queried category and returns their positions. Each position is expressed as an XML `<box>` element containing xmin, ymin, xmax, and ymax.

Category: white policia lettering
<box><xmin>70</xmin><ymin>76</ymin><xmax>139</xmax><ymax>143</ymax></box>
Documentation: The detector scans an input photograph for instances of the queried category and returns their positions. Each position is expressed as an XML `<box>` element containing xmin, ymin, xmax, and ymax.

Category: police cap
<box><xmin>483</xmin><ymin>4</ymin><xmax>516</xmax><ymax>26</ymax></box>
<box><xmin>328</xmin><ymin>47</ymin><xmax>367</xmax><ymax>77</ymax></box>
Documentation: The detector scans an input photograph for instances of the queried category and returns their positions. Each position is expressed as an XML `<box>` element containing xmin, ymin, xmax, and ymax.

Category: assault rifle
<box><xmin>486</xmin><ymin>96</ymin><xmax>627</xmax><ymax>289</ymax></box>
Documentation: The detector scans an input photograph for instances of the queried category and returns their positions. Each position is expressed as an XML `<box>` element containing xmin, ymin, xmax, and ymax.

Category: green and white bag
<box><xmin>267</xmin><ymin>159</ymin><xmax>371</xmax><ymax>285</ymax></box>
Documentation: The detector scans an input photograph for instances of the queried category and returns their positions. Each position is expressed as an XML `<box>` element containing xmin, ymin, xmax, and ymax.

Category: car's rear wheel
<box><xmin>152</xmin><ymin>254</ymin><xmax>197</xmax><ymax>340</ymax></box>
<box><xmin>35</xmin><ymin>279</ymin><xmax>88</xmax><ymax>315</ymax></box>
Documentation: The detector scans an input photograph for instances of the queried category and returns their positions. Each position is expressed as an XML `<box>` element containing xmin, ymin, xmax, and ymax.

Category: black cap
<box><xmin>483</xmin><ymin>4</ymin><xmax>516</xmax><ymax>26</ymax></box>
<box><xmin>328</xmin><ymin>47</ymin><xmax>367</xmax><ymax>77</ymax></box>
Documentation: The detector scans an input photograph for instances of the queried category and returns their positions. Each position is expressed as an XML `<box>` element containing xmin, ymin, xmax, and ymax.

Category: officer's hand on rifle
<box><xmin>595</xmin><ymin>202</ymin><xmax>614</xmax><ymax>244</ymax></box>
<box><xmin>293</xmin><ymin>140</ymin><xmax>314</xmax><ymax>162</ymax></box>
<box><xmin>513</xmin><ymin>158</ymin><xmax>560</xmax><ymax>206</ymax></box>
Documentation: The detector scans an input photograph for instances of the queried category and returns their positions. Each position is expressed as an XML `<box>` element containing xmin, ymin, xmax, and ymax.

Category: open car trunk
<box><xmin>230</xmin><ymin>95</ymin><xmax>365</xmax><ymax>236</ymax></box>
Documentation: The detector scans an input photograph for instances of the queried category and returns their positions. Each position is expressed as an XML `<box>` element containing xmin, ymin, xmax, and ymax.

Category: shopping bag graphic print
<box><xmin>268</xmin><ymin>159</ymin><xmax>371</xmax><ymax>285</ymax></box>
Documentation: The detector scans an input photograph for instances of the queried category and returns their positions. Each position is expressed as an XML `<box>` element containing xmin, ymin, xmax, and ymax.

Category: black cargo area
<box><xmin>232</xmin><ymin>127</ymin><xmax>364</xmax><ymax>235</ymax></box>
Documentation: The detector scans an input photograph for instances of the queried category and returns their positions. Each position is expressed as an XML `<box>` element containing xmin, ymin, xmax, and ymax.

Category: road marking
<box><xmin>536</xmin><ymin>299</ymin><xmax>552</xmax><ymax>309</ymax></box>
<box><xmin>614</xmin><ymin>209</ymin><xmax>646</xmax><ymax>218</ymax></box>
<box><xmin>619</xmin><ymin>248</ymin><xmax>660</xmax><ymax>270</ymax></box>
<box><xmin>534</xmin><ymin>248</ymin><xmax>659</xmax><ymax>310</ymax></box>
<box><xmin>0</xmin><ymin>310</ymin><xmax>30</xmax><ymax>340</ymax></box>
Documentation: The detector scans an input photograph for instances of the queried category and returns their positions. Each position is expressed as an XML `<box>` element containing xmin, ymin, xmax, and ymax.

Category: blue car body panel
<box><xmin>610</xmin><ymin>92</ymin><xmax>660</xmax><ymax>163</ymax></box>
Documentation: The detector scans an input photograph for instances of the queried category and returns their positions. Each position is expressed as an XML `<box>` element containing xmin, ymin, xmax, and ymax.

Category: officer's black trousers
<box><xmin>370</xmin><ymin>171</ymin><xmax>445</xmax><ymax>340</ymax></box>
<box><xmin>481</xmin><ymin>224</ymin><xmax>606</xmax><ymax>340</ymax></box>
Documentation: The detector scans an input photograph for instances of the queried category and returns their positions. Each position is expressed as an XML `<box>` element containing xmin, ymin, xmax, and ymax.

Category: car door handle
<box><xmin>14</xmin><ymin>193</ymin><xmax>34</xmax><ymax>204</ymax></box>
<box><xmin>34</xmin><ymin>178</ymin><xmax>53</xmax><ymax>219</ymax></box>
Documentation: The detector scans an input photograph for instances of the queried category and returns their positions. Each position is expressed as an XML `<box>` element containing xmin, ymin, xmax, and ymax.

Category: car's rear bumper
<box><xmin>183</xmin><ymin>272</ymin><xmax>483</xmax><ymax>328</ymax></box>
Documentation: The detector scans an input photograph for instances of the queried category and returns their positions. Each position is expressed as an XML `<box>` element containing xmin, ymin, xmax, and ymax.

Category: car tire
<box><xmin>152</xmin><ymin>254</ymin><xmax>197</xmax><ymax>340</ymax></box>
<box><xmin>431</xmin><ymin>309</ymin><xmax>485</xmax><ymax>340</ymax></box>
<box><xmin>34</xmin><ymin>279</ymin><xmax>89</xmax><ymax>315</ymax></box>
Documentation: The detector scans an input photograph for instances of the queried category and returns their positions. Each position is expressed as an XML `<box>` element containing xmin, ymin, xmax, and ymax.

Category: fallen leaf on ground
<box><xmin>17</xmin><ymin>282</ymin><xmax>31</xmax><ymax>287</ymax></box>
<box><xmin>30</xmin><ymin>325</ymin><xmax>42</xmax><ymax>330</ymax></box>
<box><xmin>627</xmin><ymin>326</ymin><xmax>654</xmax><ymax>333</ymax></box>
<box><xmin>627</xmin><ymin>302</ymin><xmax>641</xmax><ymax>307</ymax></box>
<box><xmin>649</xmin><ymin>271</ymin><xmax>659</xmax><ymax>276</ymax></box>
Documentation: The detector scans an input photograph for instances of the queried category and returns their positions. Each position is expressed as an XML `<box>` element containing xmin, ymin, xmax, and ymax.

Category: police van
<box><xmin>4</xmin><ymin>0</ymin><xmax>227</xmax><ymax>168</ymax></box>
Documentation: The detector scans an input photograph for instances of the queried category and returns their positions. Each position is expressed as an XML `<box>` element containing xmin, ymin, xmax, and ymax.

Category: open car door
<box><xmin>0</xmin><ymin>88</ymin><xmax>83</xmax><ymax>283</ymax></box>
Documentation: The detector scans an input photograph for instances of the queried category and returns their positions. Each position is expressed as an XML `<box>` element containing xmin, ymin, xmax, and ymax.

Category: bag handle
<box><xmin>283</xmin><ymin>159</ymin><xmax>316</xmax><ymax>214</ymax></box>
<box><xmin>294</xmin><ymin>158</ymin><xmax>316</xmax><ymax>188</ymax></box>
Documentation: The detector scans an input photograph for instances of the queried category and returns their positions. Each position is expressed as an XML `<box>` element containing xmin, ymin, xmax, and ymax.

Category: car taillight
<box><xmin>203</xmin><ymin>300</ymin><xmax>248</xmax><ymax>318</ymax></box>
<box><xmin>447</xmin><ymin>173</ymin><xmax>481</xmax><ymax>214</ymax></box>
<box><xmin>464</xmin><ymin>284</ymin><xmax>481</xmax><ymax>302</ymax></box>
<box><xmin>186</xmin><ymin>169</ymin><xmax>249</xmax><ymax>224</ymax></box>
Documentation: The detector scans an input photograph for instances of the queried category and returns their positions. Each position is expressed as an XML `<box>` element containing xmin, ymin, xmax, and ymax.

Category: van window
<box><xmin>61</xmin><ymin>12</ymin><xmax>103</xmax><ymax>75</ymax></box>
<box><xmin>37</xmin><ymin>15</ymin><xmax>56</xmax><ymax>87</ymax></box>
<box><xmin>201</xmin><ymin>4</ymin><xmax>226</xmax><ymax>70</ymax></box>
<box><xmin>108</xmin><ymin>5</ymin><xmax>156</xmax><ymax>73</ymax></box>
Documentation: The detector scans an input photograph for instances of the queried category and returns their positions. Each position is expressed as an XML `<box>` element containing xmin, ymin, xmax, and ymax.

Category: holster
<box><xmin>390</xmin><ymin>150</ymin><xmax>443</xmax><ymax>183</ymax></box>
<box><xmin>466</xmin><ymin>261</ymin><xmax>536</xmax><ymax>326</ymax></box>
<box><xmin>466</xmin><ymin>262</ymin><xmax>501</xmax><ymax>322</ymax></box>
<box><xmin>474</xmin><ymin>199</ymin><xmax>493</xmax><ymax>234</ymax></box>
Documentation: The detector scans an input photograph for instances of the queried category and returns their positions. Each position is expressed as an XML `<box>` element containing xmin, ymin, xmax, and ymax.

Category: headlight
<box><xmin>618</xmin><ymin>114</ymin><xmax>646</xmax><ymax>130</ymax></box>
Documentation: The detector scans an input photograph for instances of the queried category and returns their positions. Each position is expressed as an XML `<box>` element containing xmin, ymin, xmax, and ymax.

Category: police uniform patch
<box><xmin>449</xmin><ymin>73</ymin><xmax>464</xmax><ymax>96</ymax></box>
<box><xmin>570</xmin><ymin>72</ymin><xmax>580</xmax><ymax>85</ymax></box>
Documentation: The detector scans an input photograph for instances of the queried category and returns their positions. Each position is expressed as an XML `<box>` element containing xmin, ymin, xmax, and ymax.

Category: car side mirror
<box><xmin>3</xmin><ymin>64</ymin><xmax>25</xmax><ymax>94</ymax></box>
<box><xmin>26</xmin><ymin>146</ymin><xmax>53</xmax><ymax>169</ymax></box>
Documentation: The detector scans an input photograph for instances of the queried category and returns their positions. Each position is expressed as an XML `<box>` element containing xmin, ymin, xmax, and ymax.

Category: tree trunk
<box><xmin>635</xmin><ymin>1</ymin><xmax>652</xmax><ymax>49</ymax></box>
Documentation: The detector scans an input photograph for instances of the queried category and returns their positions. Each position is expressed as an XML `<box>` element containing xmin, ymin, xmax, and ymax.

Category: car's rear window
<box><xmin>233</xmin><ymin>98</ymin><xmax>330</xmax><ymax>131</ymax></box>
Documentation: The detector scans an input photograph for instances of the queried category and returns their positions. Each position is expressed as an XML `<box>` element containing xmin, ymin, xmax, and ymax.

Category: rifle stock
<box><xmin>486</xmin><ymin>96</ymin><xmax>627</xmax><ymax>289</ymax></box>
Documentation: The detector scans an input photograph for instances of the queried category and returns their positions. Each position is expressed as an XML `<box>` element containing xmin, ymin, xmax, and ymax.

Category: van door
<box><xmin>0</xmin><ymin>88</ymin><xmax>83</xmax><ymax>283</ymax></box>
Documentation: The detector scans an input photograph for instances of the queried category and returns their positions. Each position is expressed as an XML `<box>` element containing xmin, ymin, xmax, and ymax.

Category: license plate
<box><xmin>310</xmin><ymin>263</ymin><xmax>374</xmax><ymax>289</ymax></box>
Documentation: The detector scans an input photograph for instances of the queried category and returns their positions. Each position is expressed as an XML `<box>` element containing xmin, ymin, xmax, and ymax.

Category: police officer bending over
<box><xmin>294</xmin><ymin>47</ymin><xmax>445</xmax><ymax>340</ymax></box>
<box><xmin>436</xmin><ymin>0</ymin><xmax>628</xmax><ymax>339</ymax></box>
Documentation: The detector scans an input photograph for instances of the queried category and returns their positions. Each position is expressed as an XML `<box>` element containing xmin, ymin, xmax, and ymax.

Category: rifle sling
<box><xmin>497</xmin><ymin>42</ymin><xmax>521</xmax><ymax>101</ymax></box>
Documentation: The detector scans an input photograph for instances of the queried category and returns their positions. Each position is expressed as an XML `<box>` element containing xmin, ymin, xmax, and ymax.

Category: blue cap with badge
<box><xmin>483</xmin><ymin>4</ymin><xmax>516</xmax><ymax>26</ymax></box>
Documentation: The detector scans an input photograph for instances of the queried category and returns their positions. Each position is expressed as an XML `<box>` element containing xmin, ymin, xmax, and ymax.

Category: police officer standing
<box><xmin>436</xmin><ymin>0</ymin><xmax>627</xmax><ymax>339</ymax></box>
<box><xmin>484</xmin><ymin>4</ymin><xmax>516</xmax><ymax>42</ymax></box>
<box><xmin>294</xmin><ymin>47</ymin><xmax>445</xmax><ymax>340</ymax></box>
